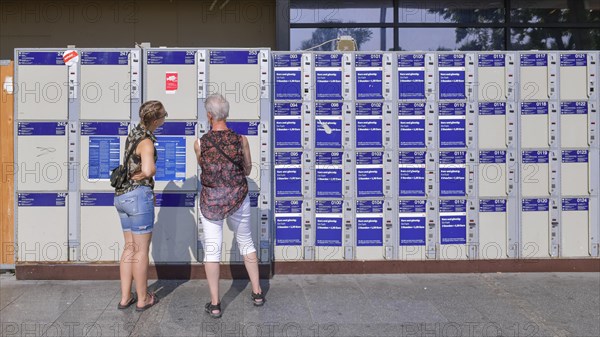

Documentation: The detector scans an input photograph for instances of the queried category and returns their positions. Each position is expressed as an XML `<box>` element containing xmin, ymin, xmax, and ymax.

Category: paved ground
<box><xmin>0</xmin><ymin>272</ymin><xmax>598</xmax><ymax>337</ymax></box>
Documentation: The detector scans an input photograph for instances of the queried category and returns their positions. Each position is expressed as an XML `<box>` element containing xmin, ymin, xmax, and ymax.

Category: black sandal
<box><xmin>251</xmin><ymin>292</ymin><xmax>265</xmax><ymax>306</ymax></box>
<box><xmin>117</xmin><ymin>293</ymin><xmax>137</xmax><ymax>310</ymax></box>
<box><xmin>135</xmin><ymin>292</ymin><xmax>159</xmax><ymax>312</ymax></box>
<box><xmin>205</xmin><ymin>302</ymin><xmax>222</xmax><ymax>318</ymax></box>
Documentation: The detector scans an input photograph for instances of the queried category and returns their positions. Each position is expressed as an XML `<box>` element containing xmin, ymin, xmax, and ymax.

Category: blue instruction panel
<box><xmin>275</xmin><ymin>200</ymin><xmax>303</xmax><ymax>246</ymax></box>
<box><xmin>228</xmin><ymin>121</ymin><xmax>259</xmax><ymax>136</ymax></box>
<box><xmin>562</xmin><ymin>198</ymin><xmax>589</xmax><ymax>211</ymax></box>
<box><xmin>155</xmin><ymin>193</ymin><xmax>196</xmax><ymax>207</ymax></box>
<box><xmin>520</xmin><ymin>54</ymin><xmax>547</xmax><ymax>67</ymax></box>
<box><xmin>522</xmin><ymin>150</ymin><xmax>549</xmax><ymax>163</ymax></box>
<box><xmin>399</xmin><ymin>199</ymin><xmax>427</xmax><ymax>246</ymax></box>
<box><xmin>88</xmin><ymin>137</ymin><xmax>120</xmax><ymax>180</ymax></box>
<box><xmin>521</xmin><ymin>102</ymin><xmax>548</xmax><ymax>115</ymax></box>
<box><xmin>315</xmin><ymin>102</ymin><xmax>343</xmax><ymax>148</ymax></box>
<box><xmin>398</xmin><ymin>54</ymin><xmax>426</xmax><ymax>99</ymax></box>
<box><xmin>399</xmin><ymin>151</ymin><xmax>426</xmax><ymax>197</ymax></box>
<box><xmin>274</xmin><ymin>103</ymin><xmax>302</xmax><ymax>149</ymax></box>
<box><xmin>80</xmin><ymin>193</ymin><xmax>114</xmax><ymax>207</ymax></box>
<box><xmin>356</xmin><ymin>200</ymin><xmax>384</xmax><ymax>246</ymax></box>
<box><xmin>479</xmin><ymin>199</ymin><xmax>507</xmax><ymax>212</ymax></box>
<box><xmin>439</xmin><ymin>102</ymin><xmax>466</xmax><ymax>148</ymax></box>
<box><xmin>478</xmin><ymin>54</ymin><xmax>505</xmax><ymax>67</ymax></box>
<box><xmin>81</xmin><ymin>51</ymin><xmax>129</xmax><ymax>65</ymax></box>
<box><xmin>274</xmin><ymin>54</ymin><xmax>302</xmax><ymax>100</ymax></box>
<box><xmin>209</xmin><ymin>50</ymin><xmax>258</xmax><ymax>65</ymax></box>
<box><xmin>560</xmin><ymin>54</ymin><xmax>587</xmax><ymax>67</ymax></box>
<box><xmin>356</xmin><ymin>152</ymin><xmax>384</xmax><ymax>197</ymax></box>
<box><xmin>147</xmin><ymin>50</ymin><xmax>195</xmax><ymax>65</ymax></box>
<box><xmin>81</xmin><ymin>122</ymin><xmax>129</xmax><ymax>136</ymax></box>
<box><xmin>315</xmin><ymin>152</ymin><xmax>343</xmax><ymax>198</ymax></box>
<box><xmin>562</xmin><ymin>150</ymin><xmax>588</xmax><ymax>163</ymax></box>
<box><xmin>315</xmin><ymin>54</ymin><xmax>343</xmax><ymax>100</ymax></box>
<box><xmin>439</xmin><ymin>151</ymin><xmax>466</xmax><ymax>197</ymax></box>
<box><xmin>153</xmin><ymin>122</ymin><xmax>194</xmax><ymax>181</ymax></box>
<box><xmin>479</xmin><ymin>150</ymin><xmax>506</xmax><ymax>164</ymax></box>
<box><xmin>18</xmin><ymin>122</ymin><xmax>66</xmax><ymax>136</ymax></box>
<box><xmin>356</xmin><ymin>102</ymin><xmax>383</xmax><ymax>148</ymax></box>
<box><xmin>439</xmin><ymin>199</ymin><xmax>467</xmax><ymax>245</ymax></box>
<box><xmin>355</xmin><ymin>54</ymin><xmax>383</xmax><ymax>100</ymax></box>
<box><xmin>479</xmin><ymin>102</ymin><xmax>506</xmax><ymax>115</ymax></box>
<box><xmin>398</xmin><ymin>102</ymin><xmax>426</xmax><ymax>148</ymax></box>
<box><xmin>18</xmin><ymin>193</ymin><xmax>66</xmax><ymax>207</ymax></box>
<box><xmin>17</xmin><ymin>51</ymin><xmax>64</xmax><ymax>65</ymax></box>
<box><xmin>275</xmin><ymin>152</ymin><xmax>303</xmax><ymax>198</ymax></box>
<box><xmin>315</xmin><ymin>200</ymin><xmax>343</xmax><ymax>247</ymax></box>
<box><xmin>522</xmin><ymin>198</ymin><xmax>549</xmax><ymax>212</ymax></box>
<box><xmin>438</xmin><ymin>54</ymin><xmax>466</xmax><ymax>100</ymax></box>
<box><xmin>560</xmin><ymin>102</ymin><xmax>587</xmax><ymax>115</ymax></box>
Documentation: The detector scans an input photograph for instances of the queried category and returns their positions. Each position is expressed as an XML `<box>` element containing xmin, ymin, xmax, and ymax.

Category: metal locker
<box><xmin>399</xmin><ymin>151</ymin><xmax>427</xmax><ymax>197</ymax></box>
<box><xmin>356</xmin><ymin>151</ymin><xmax>384</xmax><ymax>198</ymax></box>
<box><xmin>315</xmin><ymin>102</ymin><xmax>343</xmax><ymax>149</ymax></box>
<box><xmin>273</xmin><ymin>53</ymin><xmax>304</xmax><ymax>101</ymax></box>
<box><xmin>274</xmin><ymin>152</ymin><xmax>303</xmax><ymax>198</ymax></box>
<box><xmin>355</xmin><ymin>102</ymin><xmax>384</xmax><ymax>149</ymax></box>
<box><xmin>478</xmin><ymin>199</ymin><xmax>508</xmax><ymax>259</ymax></box>
<box><xmin>80</xmin><ymin>122</ymin><xmax>128</xmax><ymax>191</ymax></box>
<box><xmin>315</xmin><ymin>151</ymin><xmax>344</xmax><ymax>199</ymax></box>
<box><xmin>220</xmin><ymin>192</ymin><xmax>260</xmax><ymax>263</ymax></box>
<box><xmin>519</xmin><ymin>53</ymin><xmax>557</xmax><ymax>101</ymax></box>
<box><xmin>398</xmin><ymin>199</ymin><xmax>427</xmax><ymax>260</ymax></box>
<box><xmin>228</xmin><ymin>121</ymin><xmax>261</xmax><ymax>190</ymax></box>
<box><xmin>438</xmin><ymin>53</ymin><xmax>467</xmax><ymax>100</ymax></box>
<box><xmin>520</xmin><ymin>101</ymin><xmax>552</xmax><ymax>149</ymax></box>
<box><xmin>438</xmin><ymin>102</ymin><xmax>467</xmax><ymax>149</ymax></box>
<box><xmin>17</xmin><ymin>193</ymin><xmax>69</xmax><ymax>262</ymax></box>
<box><xmin>521</xmin><ymin>198</ymin><xmax>552</xmax><ymax>258</ymax></box>
<box><xmin>274</xmin><ymin>102</ymin><xmax>302</xmax><ymax>149</ymax></box>
<box><xmin>315</xmin><ymin>200</ymin><xmax>344</xmax><ymax>261</ymax></box>
<box><xmin>560</xmin><ymin>101</ymin><xmax>592</xmax><ymax>148</ymax></box>
<box><xmin>478</xmin><ymin>102</ymin><xmax>509</xmax><ymax>149</ymax></box>
<box><xmin>398</xmin><ymin>102</ymin><xmax>427</xmax><ymax>149</ymax></box>
<box><xmin>151</xmin><ymin>193</ymin><xmax>197</xmax><ymax>263</ymax></box>
<box><xmin>354</xmin><ymin>53</ymin><xmax>391</xmax><ymax>101</ymax></box>
<box><xmin>559</xmin><ymin>53</ymin><xmax>595</xmax><ymax>101</ymax></box>
<box><xmin>314</xmin><ymin>53</ymin><xmax>346</xmax><ymax>101</ymax></box>
<box><xmin>439</xmin><ymin>199</ymin><xmax>468</xmax><ymax>260</ymax></box>
<box><xmin>561</xmin><ymin>150</ymin><xmax>590</xmax><ymax>197</ymax></box>
<box><xmin>80</xmin><ymin>193</ymin><xmax>123</xmax><ymax>262</ymax></box>
<box><xmin>274</xmin><ymin>199</ymin><xmax>304</xmax><ymax>261</ymax></box>
<box><xmin>477</xmin><ymin>53</ymin><xmax>514</xmax><ymax>101</ymax></box>
<box><xmin>355</xmin><ymin>200</ymin><xmax>385</xmax><ymax>260</ymax></box>
<box><xmin>521</xmin><ymin>150</ymin><xmax>551</xmax><ymax>197</ymax></box>
<box><xmin>152</xmin><ymin>122</ymin><xmax>198</xmax><ymax>191</ymax></box>
<box><xmin>397</xmin><ymin>53</ymin><xmax>427</xmax><ymax>100</ymax></box>
<box><xmin>479</xmin><ymin>150</ymin><xmax>508</xmax><ymax>197</ymax></box>
<box><xmin>439</xmin><ymin>151</ymin><xmax>467</xmax><ymax>197</ymax></box>
<box><xmin>561</xmin><ymin>198</ymin><xmax>591</xmax><ymax>257</ymax></box>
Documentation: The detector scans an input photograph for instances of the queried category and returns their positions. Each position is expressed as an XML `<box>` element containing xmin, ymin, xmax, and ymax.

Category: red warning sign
<box><xmin>62</xmin><ymin>50</ymin><xmax>79</xmax><ymax>66</ymax></box>
<box><xmin>166</xmin><ymin>72</ymin><xmax>178</xmax><ymax>94</ymax></box>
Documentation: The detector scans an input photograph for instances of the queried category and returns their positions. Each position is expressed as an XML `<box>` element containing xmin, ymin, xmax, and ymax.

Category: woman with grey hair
<box><xmin>194</xmin><ymin>93</ymin><xmax>264</xmax><ymax>318</ymax></box>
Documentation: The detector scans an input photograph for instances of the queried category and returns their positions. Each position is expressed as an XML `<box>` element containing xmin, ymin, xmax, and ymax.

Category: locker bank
<box><xmin>7</xmin><ymin>48</ymin><xmax>600</xmax><ymax>278</ymax></box>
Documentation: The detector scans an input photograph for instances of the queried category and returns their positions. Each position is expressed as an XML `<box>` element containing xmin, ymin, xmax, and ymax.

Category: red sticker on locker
<box><xmin>166</xmin><ymin>72</ymin><xmax>178</xmax><ymax>94</ymax></box>
<box><xmin>62</xmin><ymin>50</ymin><xmax>79</xmax><ymax>66</ymax></box>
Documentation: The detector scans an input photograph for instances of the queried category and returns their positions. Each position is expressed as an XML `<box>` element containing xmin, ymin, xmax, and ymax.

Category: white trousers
<box><xmin>199</xmin><ymin>195</ymin><xmax>257</xmax><ymax>262</ymax></box>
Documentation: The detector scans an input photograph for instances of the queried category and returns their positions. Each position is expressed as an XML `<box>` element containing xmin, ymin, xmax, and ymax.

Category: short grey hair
<box><xmin>204</xmin><ymin>93</ymin><xmax>229</xmax><ymax>121</ymax></box>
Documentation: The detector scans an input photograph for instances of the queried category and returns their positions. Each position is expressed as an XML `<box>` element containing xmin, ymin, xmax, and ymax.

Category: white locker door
<box><xmin>80</xmin><ymin>193</ymin><xmax>123</xmax><ymax>262</ymax></box>
<box><xmin>520</xmin><ymin>102</ymin><xmax>549</xmax><ymax>148</ymax></box>
<box><xmin>274</xmin><ymin>200</ymin><xmax>304</xmax><ymax>261</ymax></box>
<box><xmin>479</xmin><ymin>151</ymin><xmax>508</xmax><ymax>197</ymax></box>
<box><xmin>315</xmin><ymin>200</ymin><xmax>344</xmax><ymax>261</ymax></box>
<box><xmin>521</xmin><ymin>151</ymin><xmax>550</xmax><ymax>197</ymax></box>
<box><xmin>479</xmin><ymin>199</ymin><xmax>508</xmax><ymax>259</ymax></box>
<box><xmin>16</xmin><ymin>51</ymin><xmax>69</xmax><ymax>120</ymax></box>
<box><xmin>220</xmin><ymin>192</ymin><xmax>260</xmax><ymax>263</ymax></box>
<box><xmin>356</xmin><ymin>200</ymin><xmax>385</xmax><ymax>260</ymax></box>
<box><xmin>519</xmin><ymin>53</ymin><xmax>550</xmax><ymax>101</ymax></box>
<box><xmin>561</xmin><ymin>150</ymin><xmax>590</xmax><ymax>197</ymax></box>
<box><xmin>560</xmin><ymin>102</ymin><xmax>589</xmax><ymax>148</ymax></box>
<box><xmin>521</xmin><ymin>198</ymin><xmax>551</xmax><ymax>258</ymax></box>
<box><xmin>478</xmin><ymin>54</ymin><xmax>507</xmax><ymax>101</ymax></box>
<box><xmin>150</xmin><ymin>193</ymin><xmax>197</xmax><ymax>263</ymax></box>
<box><xmin>153</xmin><ymin>122</ymin><xmax>197</xmax><ymax>191</ymax></box>
<box><xmin>17</xmin><ymin>193</ymin><xmax>69</xmax><ymax>262</ymax></box>
<box><xmin>439</xmin><ymin>199</ymin><xmax>468</xmax><ymax>260</ymax></box>
<box><xmin>561</xmin><ymin>198</ymin><xmax>590</xmax><ymax>257</ymax></box>
<box><xmin>208</xmin><ymin>50</ymin><xmax>261</xmax><ymax>120</ymax></box>
<box><xmin>559</xmin><ymin>54</ymin><xmax>589</xmax><ymax>101</ymax></box>
<box><xmin>80</xmin><ymin>122</ymin><xmax>128</xmax><ymax>191</ymax></box>
<box><xmin>145</xmin><ymin>50</ymin><xmax>197</xmax><ymax>120</ymax></box>
<box><xmin>80</xmin><ymin>51</ymin><xmax>131</xmax><ymax>120</ymax></box>
<box><xmin>17</xmin><ymin>122</ymin><xmax>68</xmax><ymax>191</ymax></box>
<box><xmin>228</xmin><ymin>121</ymin><xmax>261</xmax><ymax>190</ymax></box>
<box><xmin>398</xmin><ymin>200</ymin><xmax>427</xmax><ymax>260</ymax></box>
<box><xmin>478</xmin><ymin>102</ymin><xmax>507</xmax><ymax>149</ymax></box>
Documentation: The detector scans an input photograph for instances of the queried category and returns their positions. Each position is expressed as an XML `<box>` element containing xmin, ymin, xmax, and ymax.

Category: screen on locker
<box><xmin>275</xmin><ymin>152</ymin><xmax>302</xmax><ymax>198</ymax></box>
<box><xmin>315</xmin><ymin>200</ymin><xmax>343</xmax><ymax>247</ymax></box>
<box><xmin>355</xmin><ymin>54</ymin><xmax>383</xmax><ymax>100</ymax></box>
<box><xmin>356</xmin><ymin>152</ymin><xmax>384</xmax><ymax>198</ymax></box>
<box><xmin>274</xmin><ymin>103</ymin><xmax>302</xmax><ymax>149</ymax></box>
<box><xmin>80</xmin><ymin>51</ymin><xmax>131</xmax><ymax>120</ymax></box>
<box><xmin>145</xmin><ymin>50</ymin><xmax>197</xmax><ymax>120</ymax></box>
<box><xmin>561</xmin><ymin>150</ymin><xmax>589</xmax><ymax>196</ymax></box>
<box><xmin>399</xmin><ymin>102</ymin><xmax>426</xmax><ymax>148</ymax></box>
<box><xmin>520</xmin><ymin>102</ymin><xmax>549</xmax><ymax>149</ymax></box>
<box><xmin>153</xmin><ymin>122</ymin><xmax>196</xmax><ymax>190</ymax></box>
<box><xmin>228</xmin><ymin>121</ymin><xmax>261</xmax><ymax>190</ymax></box>
<box><xmin>275</xmin><ymin>200</ymin><xmax>302</xmax><ymax>246</ymax></box>
<box><xmin>315</xmin><ymin>54</ymin><xmax>343</xmax><ymax>100</ymax></box>
<box><xmin>16</xmin><ymin>51</ymin><xmax>69</xmax><ymax>120</ymax></box>
<box><xmin>315</xmin><ymin>102</ymin><xmax>343</xmax><ymax>149</ymax></box>
<box><xmin>356</xmin><ymin>200</ymin><xmax>383</xmax><ymax>247</ymax></box>
<box><xmin>520</xmin><ymin>53</ymin><xmax>549</xmax><ymax>101</ymax></box>
<box><xmin>273</xmin><ymin>53</ymin><xmax>302</xmax><ymax>100</ymax></box>
<box><xmin>521</xmin><ymin>150</ymin><xmax>550</xmax><ymax>197</ymax></box>
<box><xmin>560</xmin><ymin>54</ymin><xmax>588</xmax><ymax>101</ymax></box>
<box><xmin>439</xmin><ymin>199</ymin><xmax>467</xmax><ymax>245</ymax></box>
<box><xmin>81</xmin><ymin>122</ymin><xmax>128</xmax><ymax>189</ymax></box>
<box><xmin>209</xmin><ymin>50</ymin><xmax>261</xmax><ymax>120</ymax></box>
<box><xmin>439</xmin><ymin>102</ymin><xmax>466</xmax><ymax>148</ymax></box>
<box><xmin>355</xmin><ymin>102</ymin><xmax>383</xmax><ymax>148</ymax></box>
<box><xmin>439</xmin><ymin>151</ymin><xmax>466</xmax><ymax>197</ymax></box>
<box><xmin>399</xmin><ymin>151</ymin><xmax>426</xmax><ymax>197</ymax></box>
<box><xmin>315</xmin><ymin>152</ymin><xmax>343</xmax><ymax>198</ymax></box>
<box><xmin>398</xmin><ymin>54</ymin><xmax>426</xmax><ymax>100</ymax></box>
<box><xmin>17</xmin><ymin>122</ymin><xmax>68</xmax><ymax>191</ymax></box>
<box><xmin>561</xmin><ymin>102</ymin><xmax>589</xmax><ymax>148</ymax></box>
<box><xmin>478</xmin><ymin>54</ymin><xmax>506</xmax><ymax>101</ymax></box>
<box><xmin>399</xmin><ymin>200</ymin><xmax>426</xmax><ymax>246</ymax></box>
<box><xmin>478</xmin><ymin>102</ymin><xmax>507</xmax><ymax>149</ymax></box>
<box><xmin>438</xmin><ymin>54</ymin><xmax>466</xmax><ymax>100</ymax></box>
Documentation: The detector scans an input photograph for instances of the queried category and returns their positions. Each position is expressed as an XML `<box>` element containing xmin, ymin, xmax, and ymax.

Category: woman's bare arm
<box><xmin>241</xmin><ymin>136</ymin><xmax>252</xmax><ymax>176</ymax></box>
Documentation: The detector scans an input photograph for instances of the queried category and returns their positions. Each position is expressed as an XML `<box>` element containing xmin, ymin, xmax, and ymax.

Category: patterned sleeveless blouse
<box><xmin>115</xmin><ymin>124</ymin><xmax>157</xmax><ymax>196</ymax></box>
<box><xmin>199</xmin><ymin>129</ymin><xmax>248</xmax><ymax>220</ymax></box>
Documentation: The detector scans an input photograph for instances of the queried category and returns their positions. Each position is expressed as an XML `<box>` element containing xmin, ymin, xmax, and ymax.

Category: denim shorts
<box><xmin>114</xmin><ymin>186</ymin><xmax>155</xmax><ymax>234</ymax></box>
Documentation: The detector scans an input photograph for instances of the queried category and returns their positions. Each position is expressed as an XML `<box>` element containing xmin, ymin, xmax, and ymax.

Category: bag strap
<box><xmin>204</xmin><ymin>133</ymin><xmax>245</xmax><ymax>170</ymax></box>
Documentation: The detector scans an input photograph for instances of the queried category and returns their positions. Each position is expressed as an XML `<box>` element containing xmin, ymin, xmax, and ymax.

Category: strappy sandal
<box><xmin>117</xmin><ymin>293</ymin><xmax>137</xmax><ymax>310</ymax></box>
<box><xmin>205</xmin><ymin>302</ymin><xmax>222</xmax><ymax>318</ymax></box>
<box><xmin>251</xmin><ymin>292</ymin><xmax>265</xmax><ymax>306</ymax></box>
<box><xmin>135</xmin><ymin>292</ymin><xmax>159</xmax><ymax>312</ymax></box>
